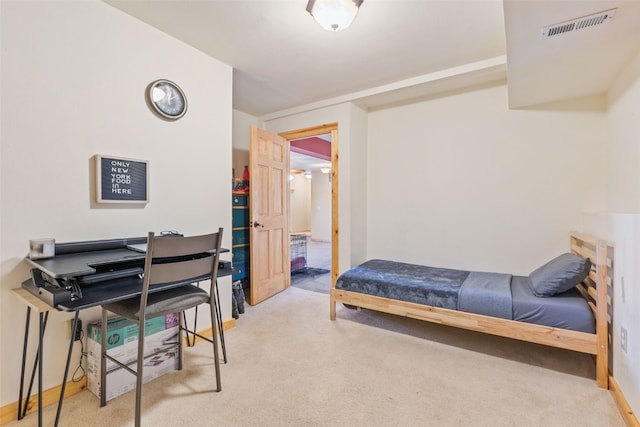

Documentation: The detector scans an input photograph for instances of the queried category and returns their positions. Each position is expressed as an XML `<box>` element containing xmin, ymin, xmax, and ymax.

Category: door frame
<box><xmin>279</xmin><ymin>123</ymin><xmax>339</xmax><ymax>287</ymax></box>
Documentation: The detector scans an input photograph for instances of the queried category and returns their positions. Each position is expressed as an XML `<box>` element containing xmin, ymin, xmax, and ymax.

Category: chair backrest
<box><xmin>140</xmin><ymin>228</ymin><xmax>223</xmax><ymax>305</ymax></box>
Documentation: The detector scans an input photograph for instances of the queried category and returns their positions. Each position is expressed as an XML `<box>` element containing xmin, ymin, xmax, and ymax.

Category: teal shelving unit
<box><xmin>232</xmin><ymin>191</ymin><xmax>249</xmax><ymax>282</ymax></box>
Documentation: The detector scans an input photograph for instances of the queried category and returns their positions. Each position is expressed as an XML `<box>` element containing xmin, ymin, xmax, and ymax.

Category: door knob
<box><xmin>251</xmin><ymin>221</ymin><xmax>264</xmax><ymax>228</ymax></box>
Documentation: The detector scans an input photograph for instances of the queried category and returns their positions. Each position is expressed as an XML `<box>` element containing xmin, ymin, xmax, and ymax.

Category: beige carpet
<box><xmin>10</xmin><ymin>287</ymin><xmax>623</xmax><ymax>426</ymax></box>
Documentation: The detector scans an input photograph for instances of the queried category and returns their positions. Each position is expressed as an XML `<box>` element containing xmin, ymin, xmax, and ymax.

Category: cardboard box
<box><xmin>87</xmin><ymin>313</ymin><xmax>180</xmax><ymax>402</ymax></box>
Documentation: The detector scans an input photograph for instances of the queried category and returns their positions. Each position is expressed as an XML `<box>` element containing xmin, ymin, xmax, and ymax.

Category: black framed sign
<box><xmin>95</xmin><ymin>155</ymin><xmax>149</xmax><ymax>203</ymax></box>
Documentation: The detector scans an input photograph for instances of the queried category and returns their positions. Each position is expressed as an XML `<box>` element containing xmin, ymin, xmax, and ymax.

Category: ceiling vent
<box><xmin>541</xmin><ymin>8</ymin><xmax>616</xmax><ymax>38</ymax></box>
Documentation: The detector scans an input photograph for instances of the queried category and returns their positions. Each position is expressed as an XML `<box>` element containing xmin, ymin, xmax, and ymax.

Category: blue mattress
<box><xmin>511</xmin><ymin>276</ymin><xmax>594</xmax><ymax>333</ymax></box>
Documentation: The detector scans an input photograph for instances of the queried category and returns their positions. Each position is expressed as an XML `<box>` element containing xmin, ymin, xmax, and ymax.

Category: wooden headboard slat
<box><xmin>571</xmin><ymin>242</ymin><xmax>593</xmax><ymax>260</ymax></box>
<box><xmin>587</xmin><ymin>301</ymin><xmax>597</xmax><ymax>316</ymax></box>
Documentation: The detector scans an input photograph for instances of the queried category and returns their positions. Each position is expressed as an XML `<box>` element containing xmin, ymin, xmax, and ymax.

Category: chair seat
<box><xmin>103</xmin><ymin>285</ymin><xmax>210</xmax><ymax>322</ymax></box>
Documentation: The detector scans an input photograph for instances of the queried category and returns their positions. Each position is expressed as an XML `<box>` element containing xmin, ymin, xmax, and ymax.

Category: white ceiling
<box><xmin>290</xmin><ymin>151</ymin><xmax>332</xmax><ymax>173</ymax></box>
<box><xmin>104</xmin><ymin>0</ymin><xmax>640</xmax><ymax>117</ymax></box>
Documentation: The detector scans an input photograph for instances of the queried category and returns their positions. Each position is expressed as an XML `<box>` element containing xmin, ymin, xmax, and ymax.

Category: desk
<box><xmin>15</xmin><ymin>238</ymin><xmax>232</xmax><ymax>427</ymax></box>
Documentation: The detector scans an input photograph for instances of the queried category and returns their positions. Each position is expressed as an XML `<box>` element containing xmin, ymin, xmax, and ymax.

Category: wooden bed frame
<box><xmin>330</xmin><ymin>232</ymin><xmax>613</xmax><ymax>389</ymax></box>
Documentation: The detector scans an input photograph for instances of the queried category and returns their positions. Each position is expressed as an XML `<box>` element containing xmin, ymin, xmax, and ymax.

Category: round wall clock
<box><xmin>147</xmin><ymin>79</ymin><xmax>187</xmax><ymax>120</ymax></box>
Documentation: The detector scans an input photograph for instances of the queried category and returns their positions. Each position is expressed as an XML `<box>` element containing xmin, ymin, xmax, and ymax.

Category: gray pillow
<box><xmin>528</xmin><ymin>253</ymin><xmax>591</xmax><ymax>297</ymax></box>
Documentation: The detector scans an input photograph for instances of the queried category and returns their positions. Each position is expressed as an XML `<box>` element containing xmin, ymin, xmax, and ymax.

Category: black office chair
<box><xmin>99</xmin><ymin>229</ymin><xmax>223</xmax><ymax>427</ymax></box>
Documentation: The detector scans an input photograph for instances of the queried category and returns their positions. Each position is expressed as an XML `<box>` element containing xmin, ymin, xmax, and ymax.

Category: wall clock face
<box><xmin>148</xmin><ymin>79</ymin><xmax>187</xmax><ymax>120</ymax></box>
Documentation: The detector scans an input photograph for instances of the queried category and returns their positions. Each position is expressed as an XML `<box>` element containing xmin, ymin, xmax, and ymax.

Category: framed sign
<box><xmin>95</xmin><ymin>155</ymin><xmax>149</xmax><ymax>203</ymax></box>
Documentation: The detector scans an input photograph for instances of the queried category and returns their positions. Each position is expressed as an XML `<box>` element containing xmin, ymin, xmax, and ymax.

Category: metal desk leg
<box><xmin>184</xmin><ymin>283</ymin><xmax>200</xmax><ymax>348</ymax></box>
<box><xmin>182</xmin><ymin>311</ymin><xmax>193</xmax><ymax>346</ymax></box>
<box><xmin>214</xmin><ymin>280</ymin><xmax>226</xmax><ymax>363</ymax></box>
<box><xmin>180</xmin><ymin>281</ymin><xmax>226</xmax><ymax>362</ymax></box>
<box><xmin>17</xmin><ymin>307</ymin><xmax>31</xmax><ymax>420</ymax></box>
<box><xmin>186</xmin><ymin>281</ymin><xmax>226</xmax><ymax>362</ymax></box>
<box><xmin>18</xmin><ymin>308</ymin><xmax>49</xmax><ymax>426</ymax></box>
<box><xmin>192</xmin><ymin>306</ymin><xmax>198</xmax><ymax>347</ymax></box>
<box><xmin>54</xmin><ymin>311</ymin><xmax>79</xmax><ymax>426</ymax></box>
<box><xmin>38</xmin><ymin>312</ymin><xmax>43</xmax><ymax>427</ymax></box>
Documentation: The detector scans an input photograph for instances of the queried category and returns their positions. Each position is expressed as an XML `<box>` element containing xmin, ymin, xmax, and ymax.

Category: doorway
<box><xmin>289</xmin><ymin>146</ymin><xmax>332</xmax><ymax>293</ymax></box>
<box><xmin>279</xmin><ymin>123</ymin><xmax>339</xmax><ymax>293</ymax></box>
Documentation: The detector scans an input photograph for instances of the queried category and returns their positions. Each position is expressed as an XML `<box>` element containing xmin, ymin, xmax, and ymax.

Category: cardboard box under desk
<box><xmin>87</xmin><ymin>313</ymin><xmax>180</xmax><ymax>402</ymax></box>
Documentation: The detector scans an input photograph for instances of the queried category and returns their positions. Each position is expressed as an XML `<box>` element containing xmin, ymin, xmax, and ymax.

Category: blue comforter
<box><xmin>335</xmin><ymin>259</ymin><xmax>513</xmax><ymax>319</ymax></box>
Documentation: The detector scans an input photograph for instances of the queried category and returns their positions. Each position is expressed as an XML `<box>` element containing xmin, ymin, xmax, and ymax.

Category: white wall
<box><xmin>232</xmin><ymin>110</ymin><xmax>260</xmax><ymax>181</ymax></box>
<box><xmin>310</xmin><ymin>170</ymin><xmax>332</xmax><ymax>241</ymax></box>
<box><xmin>288</xmin><ymin>171</ymin><xmax>331</xmax><ymax>239</ymax></box>
<box><xmin>348</xmin><ymin>104</ymin><xmax>369</xmax><ymax>266</ymax></box>
<box><xmin>367</xmin><ymin>84</ymin><xmax>607</xmax><ymax>275</ymax></box>
<box><xmin>290</xmin><ymin>174</ymin><xmax>311</xmax><ymax>232</ymax></box>
<box><xmin>608</xmin><ymin>215</ymin><xmax>640</xmax><ymax>415</ymax></box>
<box><xmin>606</xmin><ymin>50</ymin><xmax>640</xmax><ymax>214</ymax></box>
<box><xmin>583</xmin><ymin>212</ymin><xmax>640</xmax><ymax>418</ymax></box>
<box><xmin>0</xmin><ymin>0</ymin><xmax>232</xmax><ymax>406</ymax></box>
<box><xmin>596</xmin><ymin>47</ymin><xmax>640</xmax><ymax>417</ymax></box>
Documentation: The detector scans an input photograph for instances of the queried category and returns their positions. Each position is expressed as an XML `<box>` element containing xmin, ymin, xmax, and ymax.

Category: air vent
<box><xmin>541</xmin><ymin>8</ymin><xmax>616</xmax><ymax>38</ymax></box>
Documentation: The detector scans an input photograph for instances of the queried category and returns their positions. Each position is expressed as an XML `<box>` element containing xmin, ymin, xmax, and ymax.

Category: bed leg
<box><xmin>596</xmin><ymin>353</ymin><xmax>608</xmax><ymax>389</ymax></box>
<box><xmin>595</xmin><ymin>240</ymin><xmax>610</xmax><ymax>389</ymax></box>
<box><xmin>330</xmin><ymin>295</ymin><xmax>336</xmax><ymax>320</ymax></box>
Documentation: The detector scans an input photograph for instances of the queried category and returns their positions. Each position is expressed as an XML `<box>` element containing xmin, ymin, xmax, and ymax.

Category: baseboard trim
<box><xmin>185</xmin><ymin>317</ymin><xmax>235</xmax><ymax>345</ymax></box>
<box><xmin>0</xmin><ymin>378</ymin><xmax>87</xmax><ymax>426</ymax></box>
<box><xmin>610</xmin><ymin>376</ymin><xmax>639</xmax><ymax>427</ymax></box>
<box><xmin>0</xmin><ymin>318</ymin><xmax>235</xmax><ymax>426</ymax></box>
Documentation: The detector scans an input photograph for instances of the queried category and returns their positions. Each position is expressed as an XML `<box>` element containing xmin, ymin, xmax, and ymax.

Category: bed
<box><xmin>330</xmin><ymin>232</ymin><xmax>613</xmax><ymax>388</ymax></box>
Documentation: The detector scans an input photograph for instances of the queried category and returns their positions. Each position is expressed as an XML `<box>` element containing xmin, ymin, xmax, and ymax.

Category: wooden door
<box><xmin>249</xmin><ymin>126</ymin><xmax>290</xmax><ymax>304</ymax></box>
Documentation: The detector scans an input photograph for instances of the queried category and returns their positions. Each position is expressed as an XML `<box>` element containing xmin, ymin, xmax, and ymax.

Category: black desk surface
<box><xmin>22</xmin><ymin>265</ymin><xmax>232</xmax><ymax>312</ymax></box>
<box><xmin>25</xmin><ymin>247</ymin><xmax>230</xmax><ymax>279</ymax></box>
<box><xmin>26</xmin><ymin>248</ymin><xmax>146</xmax><ymax>279</ymax></box>
<box><xmin>23</xmin><ymin>242</ymin><xmax>232</xmax><ymax>312</ymax></box>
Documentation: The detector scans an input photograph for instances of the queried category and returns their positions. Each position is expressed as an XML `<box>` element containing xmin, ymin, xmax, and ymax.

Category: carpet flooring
<box><xmin>8</xmin><ymin>287</ymin><xmax>624</xmax><ymax>427</ymax></box>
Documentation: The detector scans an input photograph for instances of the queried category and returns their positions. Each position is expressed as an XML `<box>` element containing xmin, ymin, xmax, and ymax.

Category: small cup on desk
<box><xmin>29</xmin><ymin>238</ymin><xmax>55</xmax><ymax>259</ymax></box>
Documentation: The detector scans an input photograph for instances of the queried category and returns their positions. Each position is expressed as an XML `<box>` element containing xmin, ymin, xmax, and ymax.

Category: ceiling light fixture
<box><xmin>306</xmin><ymin>0</ymin><xmax>364</xmax><ymax>32</ymax></box>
